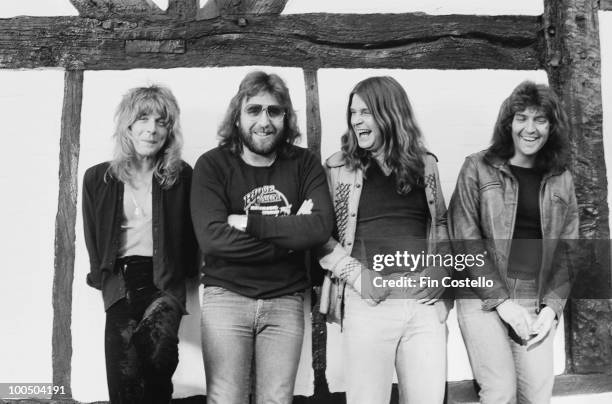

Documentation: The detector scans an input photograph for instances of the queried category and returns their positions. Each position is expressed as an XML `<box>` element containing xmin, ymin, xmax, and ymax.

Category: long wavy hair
<box><xmin>218</xmin><ymin>70</ymin><xmax>301</xmax><ymax>158</ymax></box>
<box><xmin>108</xmin><ymin>85</ymin><xmax>183</xmax><ymax>189</ymax></box>
<box><xmin>342</xmin><ymin>76</ymin><xmax>427</xmax><ymax>194</ymax></box>
<box><xmin>486</xmin><ymin>81</ymin><xmax>569</xmax><ymax>173</ymax></box>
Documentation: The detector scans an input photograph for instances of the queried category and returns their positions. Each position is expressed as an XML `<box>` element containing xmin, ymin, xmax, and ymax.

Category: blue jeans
<box><xmin>457</xmin><ymin>279</ymin><xmax>556</xmax><ymax>404</ymax></box>
<box><xmin>200</xmin><ymin>286</ymin><xmax>305</xmax><ymax>404</ymax></box>
<box><xmin>342</xmin><ymin>287</ymin><xmax>448</xmax><ymax>404</ymax></box>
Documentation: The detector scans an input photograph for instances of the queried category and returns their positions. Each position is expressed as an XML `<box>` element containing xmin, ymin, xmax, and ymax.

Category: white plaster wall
<box><xmin>0</xmin><ymin>71</ymin><xmax>64</xmax><ymax>385</ymax></box>
<box><xmin>283</xmin><ymin>0</ymin><xmax>542</xmax><ymax>15</ymax></box>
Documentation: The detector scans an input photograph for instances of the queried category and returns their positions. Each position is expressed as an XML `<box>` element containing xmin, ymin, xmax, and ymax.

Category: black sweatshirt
<box><xmin>191</xmin><ymin>145</ymin><xmax>333</xmax><ymax>298</ymax></box>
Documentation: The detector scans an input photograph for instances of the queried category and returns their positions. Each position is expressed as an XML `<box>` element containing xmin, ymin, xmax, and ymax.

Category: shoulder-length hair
<box><xmin>341</xmin><ymin>76</ymin><xmax>427</xmax><ymax>194</ymax></box>
<box><xmin>108</xmin><ymin>85</ymin><xmax>183</xmax><ymax>189</ymax></box>
<box><xmin>218</xmin><ymin>70</ymin><xmax>301</xmax><ymax>158</ymax></box>
<box><xmin>487</xmin><ymin>81</ymin><xmax>569</xmax><ymax>173</ymax></box>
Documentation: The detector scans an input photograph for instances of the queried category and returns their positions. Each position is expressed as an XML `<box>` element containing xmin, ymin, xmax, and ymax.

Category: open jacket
<box><xmin>318</xmin><ymin>151</ymin><xmax>451</xmax><ymax>322</ymax></box>
<box><xmin>447</xmin><ymin>150</ymin><xmax>579</xmax><ymax>319</ymax></box>
<box><xmin>82</xmin><ymin>161</ymin><xmax>198</xmax><ymax>312</ymax></box>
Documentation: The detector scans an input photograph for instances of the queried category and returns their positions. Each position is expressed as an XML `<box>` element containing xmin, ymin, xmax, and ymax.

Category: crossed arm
<box><xmin>191</xmin><ymin>153</ymin><xmax>333</xmax><ymax>263</ymax></box>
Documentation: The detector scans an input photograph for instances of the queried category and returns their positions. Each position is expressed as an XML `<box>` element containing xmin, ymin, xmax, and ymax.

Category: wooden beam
<box><xmin>601</xmin><ymin>0</ymin><xmax>612</xmax><ymax>10</ymax></box>
<box><xmin>235</xmin><ymin>0</ymin><xmax>289</xmax><ymax>14</ymax></box>
<box><xmin>168</xmin><ymin>0</ymin><xmax>199</xmax><ymax>20</ymax></box>
<box><xmin>304</xmin><ymin>69</ymin><xmax>322</xmax><ymax>159</ymax></box>
<box><xmin>543</xmin><ymin>0</ymin><xmax>612</xmax><ymax>373</ymax></box>
<box><xmin>447</xmin><ymin>373</ymin><xmax>612</xmax><ymax>401</ymax></box>
<box><xmin>51</xmin><ymin>70</ymin><xmax>83</xmax><ymax>399</ymax></box>
<box><xmin>0</xmin><ymin>13</ymin><xmax>541</xmax><ymax>70</ymax></box>
<box><xmin>69</xmin><ymin>0</ymin><xmax>164</xmax><ymax>19</ymax></box>
<box><xmin>199</xmin><ymin>0</ymin><xmax>288</xmax><ymax>19</ymax></box>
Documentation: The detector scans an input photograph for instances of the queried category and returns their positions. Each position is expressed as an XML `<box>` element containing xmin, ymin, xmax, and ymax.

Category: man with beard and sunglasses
<box><xmin>191</xmin><ymin>71</ymin><xmax>333</xmax><ymax>404</ymax></box>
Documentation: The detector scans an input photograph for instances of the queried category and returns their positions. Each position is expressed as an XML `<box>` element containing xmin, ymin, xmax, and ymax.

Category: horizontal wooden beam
<box><xmin>0</xmin><ymin>13</ymin><xmax>541</xmax><ymax>70</ymax></box>
<box><xmin>69</xmin><ymin>0</ymin><xmax>164</xmax><ymax>19</ymax></box>
<box><xmin>199</xmin><ymin>0</ymin><xmax>289</xmax><ymax>19</ymax></box>
<box><xmin>448</xmin><ymin>373</ymin><xmax>612</xmax><ymax>401</ymax></box>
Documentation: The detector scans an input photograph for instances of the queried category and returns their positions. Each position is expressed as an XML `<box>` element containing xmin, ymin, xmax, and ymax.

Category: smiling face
<box><xmin>510</xmin><ymin>107</ymin><xmax>550</xmax><ymax>167</ymax></box>
<box><xmin>128</xmin><ymin>112</ymin><xmax>169</xmax><ymax>160</ymax></box>
<box><xmin>350</xmin><ymin>94</ymin><xmax>383</xmax><ymax>153</ymax></box>
<box><xmin>238</xmin><ymin>91</ymin><xmax>285</xmax><ymax>159</ymax></box>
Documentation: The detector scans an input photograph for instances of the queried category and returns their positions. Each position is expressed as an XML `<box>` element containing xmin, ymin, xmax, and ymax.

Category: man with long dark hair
<box><xmin>318</xmin><ymin>76</ymin><xmax>450</xmax><ymax>404</ymax></box>
<box><xmin>449</xmin><ymin>81</ymin><xmax>578</xmax><ymax>403</ymax></box>
<box><xmin>191</xmin><ymin>71</ymin><xmax>333</xmax><ymax>404</ymax></box>
<box><xmin>82</xmin><ymin>85</ymin><xmax>198</xmax><ymax>403</ymax></box>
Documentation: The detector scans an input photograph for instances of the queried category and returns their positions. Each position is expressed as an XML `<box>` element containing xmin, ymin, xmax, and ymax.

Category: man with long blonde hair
<box><xmin>82</xmin><ymin>85</ymin><xmax>197</xmax><ymax>403</ymax></box>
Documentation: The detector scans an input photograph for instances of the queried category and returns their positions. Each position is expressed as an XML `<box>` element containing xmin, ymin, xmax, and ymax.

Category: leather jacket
<box><xmin>448</xmin><ymin>150</ymin><xmax>579</xmax><ymax>319</ymax></box>
<box><xmin>318</xmin><ymin>151</ymin><xmax>451</xmax><ymax>322</ymax></box>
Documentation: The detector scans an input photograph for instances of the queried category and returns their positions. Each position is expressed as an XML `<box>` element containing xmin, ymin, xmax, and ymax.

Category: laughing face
<box><xmin>510</xmin><ymin>107</ymin><xmax>550</xmax><ymax>167</ymax></box>
<box><xmin>238</xmin><ymin>91</ymin><xmax>285</xmax><ymax>158</ymax></box>
<box><xmin>350</xmin><ymin>94</ymin><xmax>383</xmax><ymax>153</ymax></box>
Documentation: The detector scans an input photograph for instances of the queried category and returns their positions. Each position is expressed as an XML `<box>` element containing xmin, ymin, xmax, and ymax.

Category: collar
<box><xmin>482</xmin><ymin>150</ymin><xmax>565</xmax><ymax>179</ymax></box>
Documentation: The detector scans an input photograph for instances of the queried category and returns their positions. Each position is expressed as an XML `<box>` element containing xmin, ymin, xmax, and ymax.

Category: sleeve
<box><xmin>190</xmin><ymin>153</ymin><xmax>288</xmax><ymax>263</ymax></box>
<box><xmin>245</xmin><ymin>152</ymin><xmax>334</xmax><ymax>250</ymax></box>
<box><xmin>317</xmin><ymin>237</ymin><xmax>362</xmax><ymax>283</ymax></box>
<box><xmin>431</xmin><ymin>157</ymin><xmax>451</xmax><ymax>250</ymax></box>
<box><xmin>447</xmin><ymin>156</ymin><xmax>510</xmax><ymax>307</ymax></box>
<box><xmin>82</xmin><ymin>167</ymin><xmax>102</xmax><ymax>290</ymax></box>
<box><xmin>315</xmin><ymin>163</ymin><xmax>362</xmax><ymax>283</ymax></box>
<box><xmin>418</xmin><ymin>158</ymin><xmax>454</xmax><ymax>301</ymax></box>
<box><xmin>542</xmin><ymin>174</ymin><xmax>579</xmax><ymax>319</ymax></box>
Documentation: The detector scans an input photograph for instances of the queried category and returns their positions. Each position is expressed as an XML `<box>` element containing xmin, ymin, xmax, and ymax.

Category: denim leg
<box><xmin>456</xmin><ymin>298</ymin><xmax>517</xmax><ymax>404</ymax></box>
<box><xmin>200</xmin><ymin>286</ymin><xmax>255</xmax><ymax>404</ymax></box>
<box><xmin>105</xmin><ymin>299</ymin><xmax>145</xmax><ymax>404</ymax></box>
<box><xmin>511</xmin><ymin>331</ymin><xmax>555</xmax><ymax>404</ymax></box>
<box><xmin>253</xmin><ymin>292</ymin><xmax>305</xmax><ymax>404</ymax></box>
<box><xmin>342</xmin><ymin>288</ymin><xmax>402</xmax><ymax>404</ymax></box>
<box><xmin>511</xmin><ymin>280</ymin><xmax>555</xmax><ymax>404</ymax></box>
<box><xmin>395</xmin><ymin>300</ymin><xmax>447</xmax><ymax>404</ymax></box>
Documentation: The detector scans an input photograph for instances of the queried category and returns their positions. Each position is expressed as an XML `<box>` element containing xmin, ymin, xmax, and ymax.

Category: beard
<box><xmin>239</xmin><ymin>126</ymin><xmax>285</xmax><ymax>156</ymax></box>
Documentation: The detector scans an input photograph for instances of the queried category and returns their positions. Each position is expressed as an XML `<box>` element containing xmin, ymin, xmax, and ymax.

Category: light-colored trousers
<box><xmin>342</xmin><ymin>287</ymin><xmax>448</xmax><ymax>404</ymax></box>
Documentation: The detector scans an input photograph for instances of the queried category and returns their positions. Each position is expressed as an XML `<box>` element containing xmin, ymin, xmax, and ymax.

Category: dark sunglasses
<box><xmin>244</xmin><ymin>104</ymin><xmax>286</xmax><ymax>120</ymax></box>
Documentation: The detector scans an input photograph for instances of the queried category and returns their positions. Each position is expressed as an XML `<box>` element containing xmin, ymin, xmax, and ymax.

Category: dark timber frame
<box><xmin>5</xmin><ymin>0</ymin><xmax>608</xmax><ymax>400</ymax></box>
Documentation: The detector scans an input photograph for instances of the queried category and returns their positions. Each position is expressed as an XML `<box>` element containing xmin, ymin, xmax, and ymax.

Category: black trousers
<box><xmin>104</xmin><ymin>256</ymin><xmax>182</xmax><ymax>404</ymax></box>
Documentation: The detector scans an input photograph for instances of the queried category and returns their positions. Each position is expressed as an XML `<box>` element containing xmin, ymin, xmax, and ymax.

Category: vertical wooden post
<box><xmin>303</xmin><ymin>68</ymin><xmax>322</xmax><ymax>159</ymax></box>
<box><xmin>52</xmin><ymin>69</ymin><xmax>83</xmax><ymax>398</ymax></box>
<box><xmin>302</xmin><ymin>67</ymin><xmax>331</xmax><ymax>397</ymax></box>
<box><xmin>543</xmin><ymin>0</ymin><xmax>612</xmax><ymax>373</ymax></box>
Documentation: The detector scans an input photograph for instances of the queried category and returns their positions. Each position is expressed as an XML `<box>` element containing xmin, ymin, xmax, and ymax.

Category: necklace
<box><xmin>126</xmin><ymin>181</ymin><xmax>152</xmax><ymax>218</ymax></box>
